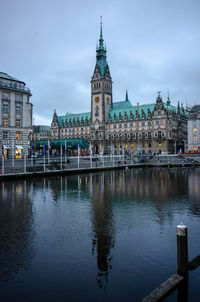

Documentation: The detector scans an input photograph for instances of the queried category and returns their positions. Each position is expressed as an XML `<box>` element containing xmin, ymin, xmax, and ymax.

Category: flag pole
<box><xmin>65</xmin><ymin>140</ymin><xmax>66</xmax><ymax>164</ymax></box>
<box><xmin>24</xmin><ymin>146</ymin><xmax>26</xmax><ymax>173</ymax></box>
<box><xmin>12</xmin><ymin>138</ymin><xmax>14</xmax><ymax>167</ymax></box>
<box><xmin>2</xmin><ymin>144</ymin><xmax>5</xmax><ymax>175</ymax></box>
<box><xmin>48</xmin><ymin>140</ymin><xmax>50</xmax><ymax>164</ymax></box>
<box><xmin>113</xmin><ymin>144</ymin><xmax>114</xmax><ymax>166</ymax></box>
<box><xmin>90</xmin><ymin>143</ymin><xmax>92</xmax><ymax>168</ymax></box>
<box><xmin>102</xmin><ymin>144</ymin><xmax>104</xmax><ymax>167</ymax></box>
<box><xmin>31</xmin><ymin>144</ymin><xmax>33</xmax><ymax>166</ymax></box>
<box><xmin>43</xmin><ymin>144</ymin><xmax>45</xmax><ymax>172</ymax></box>
<box><xmin>60</xmin><ymin>144</ymin><xmax>62</xmax><ymax>170</ymax></box>
<box><xmin>78</xmin><ymin>144</ymin><xmax>80</xmax><ymax>169</ymax></box>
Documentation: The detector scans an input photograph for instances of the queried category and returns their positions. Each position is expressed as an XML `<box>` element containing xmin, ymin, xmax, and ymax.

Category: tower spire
<box><xmin>99</xmin><ymin>16</ymin><xmax>104</xmax><ymax>49</ymax></box>
<box><xmin>167</xmin><ymin>88</ymin><xmax>171</xmax><ymax>106</ymax></box>
<box><xmin>125</xmin><ymin>89</ymin><xmax>128</xmax><ymax>102</ymax></box>
<box><xmin>96</xmin><ymin>17</ymin><xmax>107</xmax><ymax>76</ymax></box>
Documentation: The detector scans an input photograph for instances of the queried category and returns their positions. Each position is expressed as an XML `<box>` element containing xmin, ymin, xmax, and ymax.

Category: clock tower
<box><xmin>91</xmin><ymin>20</ymin><xmax>113</xmax><ymax>126</ymax></box>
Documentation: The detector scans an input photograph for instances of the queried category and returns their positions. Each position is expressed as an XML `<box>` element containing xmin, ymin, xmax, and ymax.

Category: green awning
<box><xmin>32</xmin><ymin>138</ymin><xmax>88</xmax><ymax>149</ymax></box>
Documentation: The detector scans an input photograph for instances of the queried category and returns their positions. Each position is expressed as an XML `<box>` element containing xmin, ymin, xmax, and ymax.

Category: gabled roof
<box><xmin>58</xmin><ymin>112</ymin><xmax>91</xmax><ymax>126</ymax></box>
<box><xmin>109</xmin><ymin>101</ymin><xmax>156</xmax><ymax>121</ymax></box>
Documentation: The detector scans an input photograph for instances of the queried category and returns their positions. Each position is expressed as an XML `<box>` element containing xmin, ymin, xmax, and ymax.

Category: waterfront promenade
<box><xmin>0</xmin><ymin>154</ymin><xmax>200</xmax><ymax>179</ymax></box>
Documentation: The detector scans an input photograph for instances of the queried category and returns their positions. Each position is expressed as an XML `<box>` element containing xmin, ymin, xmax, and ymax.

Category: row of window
<box><xmin>1</xmin><ymin>117</ymin><xmax>21</xmax><ymax>126</ymax></box>
<box><xmin>2</xmin><ymin>131</ymin><xmax>22</xmax><ymax>139</ymax></box>
<box><xmin>56</xmin><ymin>120</ymin><xmax>163</xmax><ymax>132</ymax></box>
<box><xmin>0</xmin><ymin>80</ymin><xmax>25</xmax><ymax>90</ymax></box>
<box><xmin>1</xmin><ymin>92</ymin><xmax>23</xmax><ymax>101</ymax></box>
<box><xmin>93</xmin><ymin>82</ymin><xmax>111</xmax><ymax>89</ymax></box>
<box><xmin>2</xmin><ymin>103</ymin><xmax>21</xmax><ymax>114</ymax></box>
<box><xmin>111</xmin><ymin>121</ymin><xmax>161</xmax><ymax>129</ymax></box>
<box><xmin>108</xmin><ymin>131</ymin><xmax>170</xmax><ymax>140</ymax></box>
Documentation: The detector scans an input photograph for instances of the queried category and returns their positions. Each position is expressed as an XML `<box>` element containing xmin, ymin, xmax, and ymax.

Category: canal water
<box><xmin>0</xmin><ymin>168</ymin><xmax>200</xmax><ymax>302</ymax></box>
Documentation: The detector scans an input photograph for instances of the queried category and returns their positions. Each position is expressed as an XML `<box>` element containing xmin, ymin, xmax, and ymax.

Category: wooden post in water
<box><xmin>176</xmin><ymin>224</ymin><xmax>188</xmax><ymax>276</ymax></box>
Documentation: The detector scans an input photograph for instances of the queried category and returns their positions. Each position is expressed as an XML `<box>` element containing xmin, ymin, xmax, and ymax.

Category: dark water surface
<box><xmin>0</xmin><ymin>168</ymin><xmax>200</xmax><ymax>302</ymax></box>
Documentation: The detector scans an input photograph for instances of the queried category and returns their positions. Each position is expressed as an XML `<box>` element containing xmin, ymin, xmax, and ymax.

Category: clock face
<box><xmin>95</xmin><ymin>96</ymin><xmax>99</xmax><ymax>103</ymax></box>
<box><xmin>106</xmin><ymin>96</ymin><xmax>110</xmax><ymax>104</ymax></box>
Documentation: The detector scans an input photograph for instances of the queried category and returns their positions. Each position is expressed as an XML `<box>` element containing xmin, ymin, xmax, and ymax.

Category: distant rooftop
<box><xmin>192</xmin><ymin>105</ymin><xmax>200</xmax><ymax>112</ymax></box>
<box><xmin>33</xmin><ymin>125</ymin><xmax>51</xmax><ymax>132</ymax></box>
<box><xmin>0</xmin><ymin>72</ymin><xmax>25</xmax><ymax>84</ymax></box>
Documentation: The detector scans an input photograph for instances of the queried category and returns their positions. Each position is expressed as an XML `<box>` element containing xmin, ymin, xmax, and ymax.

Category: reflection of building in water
<box><xmin>90</xmin><ymin>173</ymin><xmax>115</xmax><ymax>289</ymax></box>
<box><xmin>89</xmin><ymin>168</ymin><xmax>190</xmax><ymax>240</ymax></box>
<box><xmin>188</xmin><ymin>169</ymin><xmax>200</xmax><ymax>216</ymax></box>
<box><xmin>0</xmin><ymin>180</ymin><xmax>34</xmax><ymax>281</ymax></box>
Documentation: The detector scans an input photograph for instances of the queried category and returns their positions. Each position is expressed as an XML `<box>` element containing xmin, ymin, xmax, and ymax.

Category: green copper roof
<box><xmin>108</xmin><ymin>100</ymin><xmax>187</xmax><ymax>121</ymax></box>
<box><xmin>58</xmin><ymin>112</ymin><xmax>91</xmax><ymax>127</ymax></box>
<box><xmin>163</xmin><ymin>103</ymin><xmax>177</xmax><ymax>112</ymax></box>
<box><xmin>0</xmin><ymin>72</ymin><xmax>25</xmax><ymax>83</ymax></box>
<box><xmin>57</xmin><ymin>100</ymin><xmax>187</xmax><ymax>126</ymax></box>
<box><xmin>109</xmin><ymin>101</ymin><xmax>155</xmax><ymax>121</ymax></box>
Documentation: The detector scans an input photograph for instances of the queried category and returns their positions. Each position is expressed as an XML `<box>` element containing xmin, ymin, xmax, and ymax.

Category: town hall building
<box><xmin>51</xmin><ymin>23</ymin><xmax>188</xmax><ymax>154</ymax></box>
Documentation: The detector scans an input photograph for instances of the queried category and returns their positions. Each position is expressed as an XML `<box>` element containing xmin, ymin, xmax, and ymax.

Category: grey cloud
<box><xmin>1</xmin><ymin>0</ymin><xmax>200</xmax><ymax>124</ymax></box>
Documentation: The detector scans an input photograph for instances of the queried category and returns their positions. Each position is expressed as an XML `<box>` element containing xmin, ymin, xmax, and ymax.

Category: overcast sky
<box><xmin>1</xmin><ymin>0</ymin><xmax>200</xmax><ymax>125</ymax></box>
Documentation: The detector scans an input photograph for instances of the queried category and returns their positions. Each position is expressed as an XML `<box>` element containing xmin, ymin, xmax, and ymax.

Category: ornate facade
<box><xmin>188</xmin><ymin>105</ymin><xmax>200</xmax><ymax>152</ymax></box>
<box><xmin>51</xmin><ymin>24</ymin><xmax>188</xmax><ymax>154</ymax></box>
<box><xmin>0</xmin><ymin>72</ymin><xmax>32</xmax><ymax>158</ymax></box>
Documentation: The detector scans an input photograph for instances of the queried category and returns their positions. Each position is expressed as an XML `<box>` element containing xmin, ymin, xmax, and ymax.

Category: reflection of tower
<box><xmin>0</xmin><ymin>180</ymin><xmax>34</xmax><ymax>281</ymax></box>
<box><xmin>90</xmin><ymin>173</ymin><xmax>115</xmax><ymax>289</ymax></box>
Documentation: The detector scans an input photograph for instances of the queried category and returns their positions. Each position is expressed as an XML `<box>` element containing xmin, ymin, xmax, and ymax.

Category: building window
<box><xmin>130</xmin><ymin>123</ymin><xmax>133</xmax><ymax>127</ymax></box>
<box><xmin>193</xmin><ymin>128</ymin><xmax>197</xmax><ymax>134</ymax></box>
<box><xmin>113</xmin><ymin>124</ymin><xmax>116</xmax><ymax>129</ymax></box>
<box><xmin>155</xmin><ymin>121</ymin><xmax>160</xmax><ymax>125</ymax></box>
<box><xmin>149</xmin><ymin>142</ymin><xmax>151</xmax><ymax>148</ymax></box>
<box><xmin>169</xmin><ymin>132</ymin><xmax>172</xmax><ymax>138</ymax></box>
<box><xmin>2</xmin><ymin>92</ymin><xmax>10</xmax><ymax>100</ymax></box>
<box><xmin>3</xmin><ymin>131</ymin><xmax>8</xmax><ymax>139</ymax></box>
<box><xmin>16</xmin><ymin>132</ymin><xmax>22</xmax><ymax>139</ymax></box>
<box><xmin>3</xmin><ymin>117</ymin><xmax>8</xmax><ymax>125</ymax></box>
<box><xmin>3</xmin><ymin>103</ymin><xmax>8</xmax><ymax>113</ymax></box>
<box><xmin>148</xmin><ymin>132</ymin><xmax>151</xmax><ymax>139</ymax></box>
<box><xmin>124</xmin><ymin>124</ymin><xmax>127</xmax><ymax>128</ymax></box>
<box><xmin>142</xmin><ymin>122</ymin><xmax>145</xmax><ymax>127</ymax></box>
<box><xmin>16</xmin><ymin>119</ymin><xmax>21</xmax><ymax>126</ymax></box>
<box><xmin>15</xmin><ymin>93</ymin><xmax>23</xmax><ymax>101</ymax></box>
<box><xmin>119</xmin><ymin>124</ymin><xmax>122</xmax><ymax>128</ymax></box>
<box><xmin>158</xmin><ymin>111</ymin><xmax>161</xmax><ymax>115</ymax></box>
<box><xmin>148</xmin><ymin>121</ymin><xmax>151</xmax><ymax>126</ymax></box>
<box><xmin>158</xmin><ymin>131</ymin><xmax>162</xmax><ymax>139</ymax></box>
<box><xmin>16</xmin><ymin>105</ymin><xmax>21</xmax><ymax>115</ymax></box>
